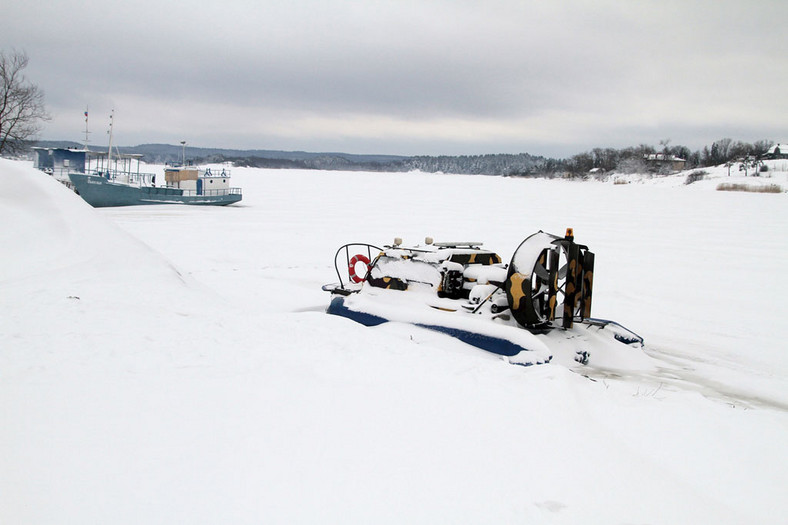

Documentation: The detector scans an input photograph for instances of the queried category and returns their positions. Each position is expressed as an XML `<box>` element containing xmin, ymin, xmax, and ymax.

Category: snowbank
<box><xmin>603</xmin><ymin>159</ymin><xmax>788</xmax><ymax>191</ymax></box>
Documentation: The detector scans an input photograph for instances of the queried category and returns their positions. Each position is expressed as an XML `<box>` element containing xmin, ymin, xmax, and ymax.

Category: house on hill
<box><xmin>644</xmin><ymin>153</ymin><xmax>686</xmax><ymax>173</ymax></box>
<box><xmin>762</xmin><ymin>143</ymin><xmax>787</xmax><ymax>159</ymax></box>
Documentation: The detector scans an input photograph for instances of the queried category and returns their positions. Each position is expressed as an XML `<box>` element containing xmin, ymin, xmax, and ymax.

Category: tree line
<box><xmin>557</xmin><ymin>138</ymin><xmax>775</xmax><ymax>176</ymax></box>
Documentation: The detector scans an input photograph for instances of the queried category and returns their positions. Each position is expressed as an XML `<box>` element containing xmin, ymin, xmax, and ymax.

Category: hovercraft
<box><xmin>322</xmin><ymin>229</ymin><xmax>643</xmax><ymax>367</ymax></box>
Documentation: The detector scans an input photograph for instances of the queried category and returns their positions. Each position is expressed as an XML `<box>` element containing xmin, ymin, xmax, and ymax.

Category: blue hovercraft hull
<box><xmin>327</xmin><ymin>296</ymin><xmax>552</xmax><ymax>365</ymax></box>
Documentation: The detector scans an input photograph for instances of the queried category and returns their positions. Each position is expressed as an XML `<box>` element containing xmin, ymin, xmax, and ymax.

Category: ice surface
<box><xmin>1</xmin><ymin>159</ymin><xmax>787</xmax><ymax>524</ymax></box>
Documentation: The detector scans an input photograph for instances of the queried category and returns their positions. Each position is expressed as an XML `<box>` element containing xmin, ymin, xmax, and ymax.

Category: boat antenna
<box><xmin>180</xmin><ymin>140</ymin><xmax>186</xmax><ymax>166</ymax></box>
<box><xmin>83</xmin><ymin>106</ymin><xmax>90</xmax><ymax>150</ymax></box>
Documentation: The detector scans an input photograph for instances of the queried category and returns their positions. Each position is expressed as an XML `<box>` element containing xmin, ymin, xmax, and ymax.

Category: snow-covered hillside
<box><xmin>603</xmin><ymin>159</ymin><xmax>788</xmax><ymax>190</ymax></box>
<box><xmin>1</xmin><ymin>159</ymin><xmax>787</xmax><ymax>524</ymax></box>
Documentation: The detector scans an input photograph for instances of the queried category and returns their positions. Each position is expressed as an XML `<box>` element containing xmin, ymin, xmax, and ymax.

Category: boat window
<box><xmin>448</xmin><ymin>252</ymin><xmax>501</xmax><ymax>265</ymax></box>
<box><xmin>370</xmin><ymin>256</ymin><xmax>441</xmax><ymax>289</ymax></box>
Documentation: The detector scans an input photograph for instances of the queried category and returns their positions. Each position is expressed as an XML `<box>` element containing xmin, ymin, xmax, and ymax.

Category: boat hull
<box><xmin>68</xmin><ymin>173</ymin><xmax>242</xmax><ymax>207</ymax></box>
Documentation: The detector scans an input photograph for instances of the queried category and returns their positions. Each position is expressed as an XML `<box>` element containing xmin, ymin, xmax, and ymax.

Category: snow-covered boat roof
<box><xmin>382</xmin><ymin>241</ymin><xmax>502</xmax><ymax>265</ymax></box>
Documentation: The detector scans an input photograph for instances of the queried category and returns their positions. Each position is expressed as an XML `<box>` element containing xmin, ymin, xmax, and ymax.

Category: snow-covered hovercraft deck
<box><xmin>323</xmin><ymin>230</ymin><xmax>643</xmax><ymax>367</ymax></box>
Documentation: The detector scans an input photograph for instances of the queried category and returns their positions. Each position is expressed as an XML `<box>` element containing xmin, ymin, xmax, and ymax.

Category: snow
<box><xmin>2</xmin><ymin>158</ymin><xmax>787</xmax><ymax>523</ymax></box>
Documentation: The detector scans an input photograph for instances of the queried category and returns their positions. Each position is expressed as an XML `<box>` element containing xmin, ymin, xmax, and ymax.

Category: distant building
<box><xmin>32</xmin><ymin>146</ymin><xmax>143</xmax><ymax>183</ymax></box>
<box><xmin>32</xmin><ymin>147</ymin><xmax>87</xmax><ymax>178</ymax></box>
<box><xmin>644</xmin><ymin>153</ymin><xmax>686</xmax><ymax>173</ymax></box>
<box><xmin>762</xmin><ymin>143</ymin><xmax>787</xmax><ymax>159</ymax></box>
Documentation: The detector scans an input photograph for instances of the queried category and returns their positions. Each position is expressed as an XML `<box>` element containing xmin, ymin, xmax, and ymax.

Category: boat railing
<box><xmin>202</xmin><ymin>168</ymin><xmax>232</xmax><ymax>178</ymax></box>
<box><xmin>331</xmin><ymin>243</ymin><xmax>385</xmax><ymax>291</ymax></box>
<box><xmin>180</xmin><ymin>188</ymin><xmax>243</xmax><ymax>197</ymax></box>
<box><xmin>43</xmin><ymin>166</ymin><xmax>75</xmax><ymax>184</ymax></box>
<box><xmin>87</xmin><ymin>168</ymin><xmax>157</xmax><ymax>186</ymax></box>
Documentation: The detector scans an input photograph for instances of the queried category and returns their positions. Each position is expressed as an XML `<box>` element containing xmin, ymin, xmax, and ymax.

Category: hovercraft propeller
<box><xmin>505</xmin><ymin>228</ymin><xmax>594</xmax><ymax>330</ymax></box>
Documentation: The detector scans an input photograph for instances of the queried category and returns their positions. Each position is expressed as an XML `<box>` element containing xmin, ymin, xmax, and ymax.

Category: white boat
<box><xmin>35</xmin><ymin>111</ymin><xmax>242</xmax><ymax>207</ymax></box>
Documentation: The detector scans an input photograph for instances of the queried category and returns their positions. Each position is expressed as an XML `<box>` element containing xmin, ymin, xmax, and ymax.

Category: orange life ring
<box><xmin>348</xmin><ymin>254</ymin><xmax>371</xmax><ymax>283</ymax></box>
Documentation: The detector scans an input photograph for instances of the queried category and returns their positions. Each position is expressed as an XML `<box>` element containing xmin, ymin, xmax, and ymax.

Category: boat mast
<box><xmin>107</xmin><ymin>110</ymin><xmax>114</xmax><ymax>172</ymax></box>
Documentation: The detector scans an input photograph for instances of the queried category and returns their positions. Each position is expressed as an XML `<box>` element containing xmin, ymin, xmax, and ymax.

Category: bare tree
<box><xmin>659</xmin><ymin>138</ymin><xmax>671</xmax><ymax>155</ymax></box>
<box><xmin>0</xmin><ymin>49</ymin><xmax>50</xmax><ymax>155</ymax></box>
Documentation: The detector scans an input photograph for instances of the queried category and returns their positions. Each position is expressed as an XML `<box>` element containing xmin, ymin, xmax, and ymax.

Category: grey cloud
<box><xmin>3</xmin><ymin>0</ymin><xmax>786</xmax><ymax>157</ymax></box>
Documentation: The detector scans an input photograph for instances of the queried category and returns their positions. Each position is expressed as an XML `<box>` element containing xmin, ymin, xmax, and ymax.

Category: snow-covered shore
<box><xmin>1</xmin><ymin>159</ymin><xmax>786</xmax><ymax>524</ymax></box>
<box><xmin>601</xmin><ymin>159</ymin><xmax>788</xmax><ymax>190</ymax></box>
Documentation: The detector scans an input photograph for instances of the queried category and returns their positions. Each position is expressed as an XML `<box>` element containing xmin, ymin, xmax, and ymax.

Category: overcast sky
<box><xmin>3</xmin><ymin>0</ymin><xmax>786</xmax><ymax>157</ymax></box>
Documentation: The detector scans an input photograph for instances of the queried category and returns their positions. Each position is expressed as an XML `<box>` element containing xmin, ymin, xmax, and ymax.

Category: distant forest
<box><xmin>557</xmin><ymin>138</ymin><xmax>775</xmax><ymax>176</ymax></box>
<box><xmin>31</xmin><ymin>138</ymin><xmax>776</xmax><ymax>177</ymax></box>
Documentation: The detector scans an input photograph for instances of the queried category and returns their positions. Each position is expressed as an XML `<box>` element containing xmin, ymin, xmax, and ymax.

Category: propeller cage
<box><xmin>504</xmin><ymin>231</ymin><xmax>594</xmax><ymax>329</ymax></box>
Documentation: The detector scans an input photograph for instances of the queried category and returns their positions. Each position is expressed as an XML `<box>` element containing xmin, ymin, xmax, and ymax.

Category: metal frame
<box><xmin>331</xmin><ymin>243</ymin><xmax>384</xmax><ymax>290</ymax></box>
